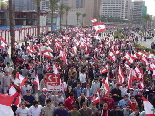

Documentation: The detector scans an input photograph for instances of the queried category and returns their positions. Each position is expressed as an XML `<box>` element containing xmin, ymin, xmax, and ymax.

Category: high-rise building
<box><xmin>131</xmin><ymin>0</ymin><xmax>147</xmax><ymax>23</ymax></box>
<box><xmin>100</xmin><ymin>0</ymin><xmax>131</xmax><ymax>20</ymax></box>
<box><xmin>40</xmin><ymin>0</ymin><xmax>50</xmax><ymax>11</ymax></box>
<box><xmin>12</xmin><ymin>0</ymin><xmax>37</xmax><ymax>11</ymax></box>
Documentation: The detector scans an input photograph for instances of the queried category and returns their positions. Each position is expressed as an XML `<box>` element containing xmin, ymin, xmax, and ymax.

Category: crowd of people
<box><xmin>0</xmin><ymin>27</ymin><xmax>155</xmax><ymax>116</ymax></box>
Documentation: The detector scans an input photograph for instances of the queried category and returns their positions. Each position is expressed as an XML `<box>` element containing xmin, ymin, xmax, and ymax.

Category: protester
<box><xmin>29</xmin><ymin>101</ymin><xmax>42</xmax><ymax>116</ymax></box>
<box><xmin>53</xmin><ymin>102</ymin><xmax>69</xmax><ymax>116</ymax></box>
<box><xmin>0</xmin><ymin>27</ymin><xmax>155</xmax><ymax>116</ymax></box>
<box><xmin>40</xmin><ymin>99</ymin><xmax>55</xmax><ymax>116</ymax></box>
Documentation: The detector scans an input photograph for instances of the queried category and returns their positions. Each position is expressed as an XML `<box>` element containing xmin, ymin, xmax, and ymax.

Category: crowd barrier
<box><xmin>0</xmin><ymin>26</ymin><xmax>51</xmax><ymax>43</ymax></box>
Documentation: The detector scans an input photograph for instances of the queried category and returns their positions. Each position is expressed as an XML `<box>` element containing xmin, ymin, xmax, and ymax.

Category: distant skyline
<box><xmin>133</xmin><ymin>0</ymin><xmax>155</xmax><ymax>16</ymax></box>
<box><xmin>3</xmin><ymin>0</ymin><xmax>155</xmax><ymax>16</ymax></box>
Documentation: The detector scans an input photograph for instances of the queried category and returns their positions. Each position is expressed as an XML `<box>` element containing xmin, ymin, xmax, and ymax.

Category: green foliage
<box><xmin>64</xmin><ymin>5</ymin><xmax>71</xmax><ymax>14</ymax></box>
<box><xmin>114</xmin><ymin>31</ymin><xmax>125</xmax><ymax>39</ymax></box>
<box><xmin>134</xmin><ymin>43</ymin><xmax>155</xmax><ymax>54</ymax></box>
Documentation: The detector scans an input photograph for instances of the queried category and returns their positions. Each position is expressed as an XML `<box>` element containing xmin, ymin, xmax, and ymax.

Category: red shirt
<box><xmin>64</xmin><ymin>96</ymin><xmax>75</xmax><ymax>110</ymax></box>
<box><xmin>128</xmin><ymin>101</ymin><xmax>137</xmax><ymax>111</ymax></box>
<box><xmin>102</xmin><ymin>97</ymin><xmax>114</xmax><ymax>110</ymax></box>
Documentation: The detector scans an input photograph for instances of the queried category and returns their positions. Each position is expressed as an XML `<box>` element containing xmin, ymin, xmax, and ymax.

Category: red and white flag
<box><xmin>148</xmin><ymin>53</ymin><xmax>155</xmax><ymax>60</ymax></box>
<box><xmin>14</xmin><ymin>73</ymin><xmax>26</xmax><ymax>86</ymax></box>
<box><xmin>118</xmin><ymin>66</ymin><xmax>124</xmax><ymax>84</ymax></box>
<box><xmin>0</xmin><ymin>93</ymin><xmax>14</xmax><ymax>116</ymax></box>
<box><xmin>108</xmin><ymin>51</ymin><xmax>116</xmax><ymax>62</ymax></box>
<box><xmin>128</xmin><ymin>70</ymin><xmax>132</xmax><ymax>89</ymax></box>
<box><xmin>33</xmin><ymin>74</ymin><xmax>40</xmax><ymax>91</ymax></box>
<box><xmin>141</xmin><ymin>57</ymin><xmax>149</xmax><ymax>65</ymax></box>
<box><xmin>40</xmin><ymin>46</ymin><xmax>53</xmax><ymax>53</ymax></box>
<box><xmin>100</xmin><ymin>66</ymin><xmax>108</xmax><ymax>74</ymax></box>
<box><xmin>104</xmin><ymin>77</ymin><xmax>110</xmax><ymax>96</ymax></box>
<box><xmin>0</xmin><ymin>36</ymin><xmax>7</xmax><ymax>48</ymax></box>
<box><xmin>91</xmin><ymin>18</ymin><xmax>97</xmax><ymax>23</ymax></box>
<box><xmin>92</xmin><ymin>90</ymin><xmax>100</xmax><ymax>103</ymax></box>
<box><xmin>124</xmin><ymin>53</ymin><xmax>133</xmax><ymax>64</ymax></box>
<box><xmin>137</xmin><ymin>51</ymin><xmax>147</xmax><ymax>57</ymax></box>
<box><xmin>26</xmin><ymin>46</ymin><xmax>35</xmax><ymax>54</ymax></box>
<box><xmin>135</xmin><ymin>66</ymin><xmax>143</xmax><ymax>76</ymax></box>
<box><xmin>59</xmin><ymin>50</ymin><xmax>68</xmax><ymax>64</ymax></box>
<box><xmin>143</xmin><ymin>97</ymin><xmax>155</xmax><ymax>116</ymax></box>
<box><xmin>93</xmin><ymin>23</ymin><xmax>106</xmax><ymax>33</ymax></box>
<box><xmin>43</xmin><ymin>52</ymin><xmax>53</xmax><ymax>59</ymax></box>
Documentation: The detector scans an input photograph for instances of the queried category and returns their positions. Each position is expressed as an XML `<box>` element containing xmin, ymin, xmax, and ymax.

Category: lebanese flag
<box><xmin>8</xmin><ymin>86</ymin><xmax>21</xmax><ymax>106</ymax></box>
<box><xmin>148</xmin><ymin>53</ymin><xmax>155</xmax><ymax>60</ymax></box>
<box><xmin>128</xmin><ymin>70</ymin><xmax>132</xmax><ymax>89</ymax></box>
<box><xmin>108</xmin><ymin>51</ymin><xmax>116</xmax><ymax>62</ymax></box>
<box><xmin>91</xmin><ymin>18</ymin><xmax>97</xmax><ymax>23</ymax></box>
<box><xmin>100</xmin><ymin>67</ymin><xmax>108</xmax><ymax>74</ymax></box>
<box><xmin>125</xmin><ymin>64</ymin><xmax>130</xmax><ymax>69</ymax></box>
<box><xmin>0</xmin><ymin>36</ymin><xmax>7</xmax><ymax>48</ymax></box>
<box><xmin>92</xmin><ymin>90</ymin><xmax>100</xmax><ymax>103</ymax></box>
<box><xmin>26</xmin><ymin>46</ymin><xmax>35</xmax><ymax>54</ymax></box>
<box><xmin>59</xmin><ymin>50</ymin><xmax>68</xmax><ymax>64</ymax></box>
<box><xmin>0</xmin><ymin>94</ymin><xmax>14</xmax><ymax>116</ymax></box>
<box><xmin>33</xmin><ymin>74</ymin><xmax>40</xmax><ymax>91</ymax></box>
<box><xmin>93</xmin><ymin>23</ymin><xmax>106</xmax><ymax>33</ymax></box>
<box><xmin>141</xmin><ymin>57</ymin><xmax>149</xmax><ymax>65</ymax></box>
<box><xmin>143</xmin><ymin>97</ymin><xmax>155</xmax><ymax>116</ymax></box>
<box><xmin>104</xmin><ymin>77</ymin><xmax>110</xmax><ymax>96</ymax></box>
<box><xmin>131</xmin><ymin>53</ymin><xmax>139</xmax><ymax>59</ymax></box>
<box><xmin>118</xmin><ymin>66</ymin><xmax>125</xmax><ymax>84</ymax></box>
<box><xmin>72</xmin><ymin>46</ymin><xmax>77</xmax><ymax>55</ymax></box>
<box><xmin>44</xmin><ymin>52</ymin><xmax>53</xmax><ymax>59</ymax></box>
<box><xmin>124</xmin><ymin>53</ymin><xmax>133</xmax><ymax>64</ymax></box>
<box><xmin>14</xmin><ymin>73</ymin><xmax>26</xmax><ymax>86</ymax></box>
<box><xmin>137</xmin><ymin>51</ymin><xmax>147</xmax><ymax>57</ymax></box>
<box><xmin>135</xmin><ymin>66</ymin><xmax>143</xmax><ymax>75</ymax></box>
<box><xmin>149</xmin><ymin>63</ymin><xmax>155</xmax><ymax>70</ymax></box>
<box><xmin>40</xmin><ymin>46</ymin><xmax>53</xmax><ymax>53</ymax></box>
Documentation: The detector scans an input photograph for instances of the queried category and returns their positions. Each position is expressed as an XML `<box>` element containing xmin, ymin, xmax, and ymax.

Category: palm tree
<box><xmin>33</xmin><ymin>0</ymin><xmax>41</xmax><ymax>38</ymax></box>
<box><xmin>64</xmin><ymin>5</ymin><xmax>71</xmax><ymax>29</ymax></box>
<box><xmin>8</xmin><ymin>0</ymin><xmax>15</xmax><ymax>55</ymax></box>
<box><xmin>82</xmin><ymin>13</ymin><xmax>86</xmax><ymax>27</ymax></box>
<box><xmin>58</xmin><ymin>3</ymin><xmax>65</xmax><ymax>31</ymax></box>
<box><xmin>76</xmin><ymin>12</ymin><xmax>81</xmax><ymax>27</ymax></box>
<box><xmin>49</xmin><ymin>0</ymin><xmax>60</xmax><ymax>31</ymax></box>
<box><xmin>142</xmin><ymin>14</ymin><xmax>152</xmax><ymax>36</ymax></box>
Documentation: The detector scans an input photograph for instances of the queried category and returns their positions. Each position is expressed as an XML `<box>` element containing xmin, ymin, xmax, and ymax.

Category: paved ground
<box><xmin>135</xmin><ymin>32</ymin><xmax>155</xmax><ymax>48</ymax></box>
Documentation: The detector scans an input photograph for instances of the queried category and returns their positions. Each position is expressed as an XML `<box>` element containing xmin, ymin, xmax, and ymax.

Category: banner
<box><xmin>46</xmin><ymin>73</ymin><xmax>61</xmax><ymax>91</ymax></box>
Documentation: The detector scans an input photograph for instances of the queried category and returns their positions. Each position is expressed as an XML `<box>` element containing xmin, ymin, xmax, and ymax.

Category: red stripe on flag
<box><xmin>0</xmin><ymin>94</ymin><xmax>14</xmax><ymax>106</ymax></box>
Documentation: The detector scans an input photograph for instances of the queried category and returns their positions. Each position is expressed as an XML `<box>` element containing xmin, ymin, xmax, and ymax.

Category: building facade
<box><xmin>12</xmin><ymin>0</ymin><xmax>37</xmax><ymax>11</ymax></box>
<box><xmin>100</xmin><ymin>0</ymin><xmax>131</xmax><ymax>20</ymax></box>
<box><xmin>131</xmin><ymin>0</ymin><xmax>147</xmax><ymax>23</ymax></box>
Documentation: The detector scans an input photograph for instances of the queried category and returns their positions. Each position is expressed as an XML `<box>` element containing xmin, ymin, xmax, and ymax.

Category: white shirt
<box><xmin>29</xmin><ymin>105</ymin><xmax>42</xmax><ymax>116</ymax></box>
<box><xmin>15</xmin><ymin>107</ymin><xmax>29</xmax><ymax>116</ymax></box>
<box><xmin>79</xmin><ymin>72</ymin><xmax>86</xmax><ymax>83</ymax></box>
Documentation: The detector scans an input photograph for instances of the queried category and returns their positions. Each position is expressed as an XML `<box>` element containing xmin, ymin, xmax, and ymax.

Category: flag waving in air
<box><xmin>0</xmin><ymin>94</ymin><xmax>14</xmax><ymax>116</ymax></box>
<box><xmin>91</xmin><ymin>18</ymin><xmax>97</xmax><ymax>23</ymax></box>
<box><xmin>143</xmin><ymin>97</ymin><xmax>155</xmax><ymax>116</ymax></box>
<box><xmin>93</xmin><ymin>23</ymin><xmax>106</xmax><ymax>33</ymax></box>
<box><xmin>0</xmin><ymin>36</ymin><xmax>7</xmax><ymax>48</ymax></box>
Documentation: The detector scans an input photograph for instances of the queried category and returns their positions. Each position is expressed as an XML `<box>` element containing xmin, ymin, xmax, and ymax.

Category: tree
<box><xmin>76</xmin><ymin>12</ymin><xmax>81</xmax><ymax>27</ymax></box>
<box><xmin>33</xmin><ymin>0</ymin><xmax>41</xmax><ymax>38</ymax></box>
<box><xmin>64</xmin><ymin>5</ymin><xmax>71</xmax><ymax>29</ymax></box>
<box><xmin>82</xmin><ymin>13</ymin><xmax>86</xmax><ymax>27</ymax></box>
<box><xmin>8</xmin><ymin>0</ymin><xmax>15</xmax><ymax>55</ymax></box>
<box><xmin>49</xmin><ymin>0</ymin><xmax>60</xmax><ymax>31</ymax></box>
<box><xmin>58</xmin><ymin>3</ymin><xmax>65</xmax><ymax>31</ymax></box>
<box><xmin>142</xmin><ymin>14</ymin><xmax>152</xmax><ymax>36</ymax></box>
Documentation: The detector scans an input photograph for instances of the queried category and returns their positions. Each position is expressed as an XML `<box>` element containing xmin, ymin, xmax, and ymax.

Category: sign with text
<box><xmin>46</xmin><ymin>73</ymin><xmax>61</xmax><ymax>91</ymax></box>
